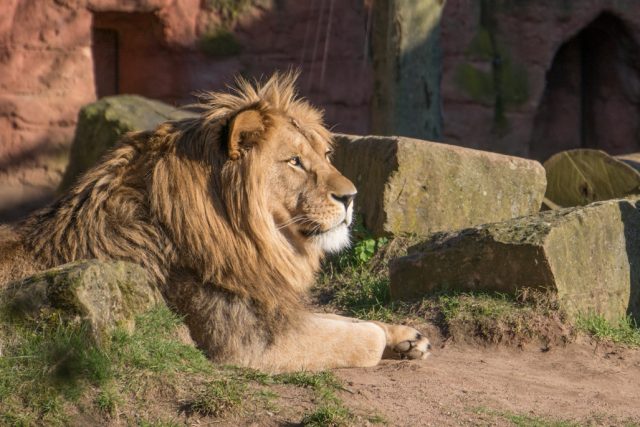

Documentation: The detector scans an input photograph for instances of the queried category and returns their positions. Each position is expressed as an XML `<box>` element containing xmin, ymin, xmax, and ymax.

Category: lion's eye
<box><xmin>288</xmin><ymin>156</ymin><xmax>303</xmax><ymax>168</ymax></box>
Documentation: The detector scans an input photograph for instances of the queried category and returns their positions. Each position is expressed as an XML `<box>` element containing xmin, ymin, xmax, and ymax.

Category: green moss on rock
<box><xmin>2</xmin><ymin>260</ymin><xmax>164</xmax><ymax>345</ymax></box>
<box><xmin>332</xmin><ymin>134</ymin><xmax>546</xmax><ymax>237</ymax></box>
<box><xmin>390</xmin><ymin>198</ymin><xmax>640</xmax><ymax>323</ymax></box>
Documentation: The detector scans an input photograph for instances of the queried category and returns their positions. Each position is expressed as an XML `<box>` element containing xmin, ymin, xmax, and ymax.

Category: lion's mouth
<box><xmin>300</xmin><ymin>221</ymin><xmax>347</xmax><ymax>238</ymax></box>
<box><xmin>300</xmin><ymin>225</ymin><xmax>335</xmax><ymax>237</ymax></box>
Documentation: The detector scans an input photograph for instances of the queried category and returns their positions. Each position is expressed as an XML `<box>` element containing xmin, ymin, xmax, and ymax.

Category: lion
<box><xmin>0</xmin><ymin>73</ymin><xmax>430</xmax><ymax>372</ymax></box>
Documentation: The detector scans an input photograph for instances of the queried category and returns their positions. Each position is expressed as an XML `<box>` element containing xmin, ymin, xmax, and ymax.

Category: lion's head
<box><xmin>211</xmin><ymin>74</ymin><xmax>357</xmax><ymax>255</ymax></box>
<box><xmin>23</xmin><ymin>73</ymin><xmax>356</xmax><ymax>311</ymax></box>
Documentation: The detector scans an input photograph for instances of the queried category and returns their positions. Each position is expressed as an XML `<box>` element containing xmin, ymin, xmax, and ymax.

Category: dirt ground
<box><xmin>333</xmin><ymin>340</ymin><xmax>640</xmax><ymax>426</ymax></box>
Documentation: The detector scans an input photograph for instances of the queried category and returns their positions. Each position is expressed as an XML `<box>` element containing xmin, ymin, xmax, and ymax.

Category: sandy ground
<box><xmin>332</xmin><ymin>341</ymin><xmax>640</xmax><ymax>426</ymax></box>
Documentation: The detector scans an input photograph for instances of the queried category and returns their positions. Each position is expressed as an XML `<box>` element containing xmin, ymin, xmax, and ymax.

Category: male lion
<box><xmin>0</xmin><ymin>73</ymin><xmax>430</xmax><ymax>372</ymax></box>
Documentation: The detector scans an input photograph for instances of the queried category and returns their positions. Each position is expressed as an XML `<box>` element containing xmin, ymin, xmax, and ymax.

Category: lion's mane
<box><xmin>9</xmin><ymin>73</ymin><xmax>333</xmax><ymax>362</ymax></box>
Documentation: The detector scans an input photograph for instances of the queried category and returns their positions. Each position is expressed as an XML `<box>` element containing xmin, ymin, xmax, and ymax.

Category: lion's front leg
<box><xmin>314</xmin><ymin>313</ymin><xmax>432</xmax><ymax>361</ymax></box>
<box><xmin>258</xmin><ymin>313</ymin><xmax>388</xmax><ymax>372</ymax></box>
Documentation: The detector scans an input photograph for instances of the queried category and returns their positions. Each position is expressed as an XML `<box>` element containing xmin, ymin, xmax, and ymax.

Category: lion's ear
<box><xmin>227</xmin><ymin>109</ymin><xmax>265</xmax><ymax>160</ymax></box>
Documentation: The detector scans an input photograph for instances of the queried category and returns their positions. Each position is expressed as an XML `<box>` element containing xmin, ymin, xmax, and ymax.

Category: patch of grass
<box><xmin>0</xmin><ymin>306</ymin><xmax>226</xmax><ymax>424</ymax></box>
<box><xmin>301</xmin><ymin>404</ymin><xmax>353</xmax><ymax>427</ymax></box>
<box><xmin>474</xmin><ymin>407</ymin><xmax>578</xmax><ymax>426</ymax></box>
<box><xmin>94</xmin><ymin>387</ymin><xmax>121</xmax><ymax>417</ymax></box>
<box><xmin>110</xmin><ymin>306</ymin><xmax>212</xmax><ymax>375</ymax></box>
<box><xmin>274</xmin><ymin>371</ymin><xmax>355</xmax><ymax>426</ymax></box>
<box><xmin>0</xmin><ymin>312</ymin><xmax>110</xmax><ymax>424</ymax></box>
<box><xmin>576</xmin><ymin>313</ymin><xmax>640</xmax><ymax>347</ymax></box>
<box><xmin>187</xmin><ymin>378</ymin><xmax>245</xmax><ymax>417</ymax></box>
<box><xmin>0</xmin><ymin>305</ymin><xmax>366</xmax><ymax>424</ymax></box>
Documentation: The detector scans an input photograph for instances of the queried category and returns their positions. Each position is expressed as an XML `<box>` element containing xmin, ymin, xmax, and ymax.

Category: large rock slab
<box><xmin>333</xmin><ymin>134</ymin><xmax>546</xmax><ymax>237</ymax></box>
<box><xmin>59</xmin><ymin>95</ymin><xmax>197</xmax><ymax>191</ymax></box>
<box><xmin>389</xmin><ymin>198</ymin><xmax>640</xmax><ymax>322</ymax></box>
<box><xmin>2</xmin><ymin>260</ymin><xmax>164</xmax><ymax>343</ymax></box>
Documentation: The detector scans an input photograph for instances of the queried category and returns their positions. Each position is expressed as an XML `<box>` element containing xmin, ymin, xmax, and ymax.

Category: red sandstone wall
<box><xmin>0</xmin><ymin>0</ymin><xmax>372</xmax><ymax>220</ymax></box>
<box><xmin>6</xmin><ymin>0</ymin><xmax>640</xmax><ymax>221</ymax></box>
<box><xmin>441</xmin><ymin>0</ymin><xmax>640</xmax><ymax>160</ymax></box>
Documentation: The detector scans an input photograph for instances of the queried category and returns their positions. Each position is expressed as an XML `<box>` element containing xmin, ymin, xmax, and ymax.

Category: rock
<box><xmin>2</xmin><ymin>260</ymin><xmax>164</xmax><ymax>343</ymax></box>
<box><xmin>59</xmin><ymin>95</ymin><xmax>196</xmax><ymax>190</ymax></box>
<box><xmin>332</xmin><ymin>134</ymin><xmax>546</xmax><ymax>237</ymax></box>
<box><xmin>441</xmin><ymin>1</ymin><xmax>640</xmax><ymax>160</ymax></box>
<box><xmin>544</xmin><ymin>149</ymin><xmax>640</xmax><ymax>208</ymax></box>
<box><xmin>389</xmin><ymin>198</ymin><xmax>640</xmax><ymax>322</ymax></box>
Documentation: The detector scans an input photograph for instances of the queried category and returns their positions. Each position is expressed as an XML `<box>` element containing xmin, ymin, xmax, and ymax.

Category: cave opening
<box><xmin>530</xmin><ymin>12</ymin><xmax>640</xmax><ymax>161</ymax></box>
<box><xmin>91</xmin><ymin>12</ymin><xmax>172</xmax><ymax>101</ymax></box>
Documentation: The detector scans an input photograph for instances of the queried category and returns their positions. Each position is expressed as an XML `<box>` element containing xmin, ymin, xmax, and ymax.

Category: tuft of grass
<box><xmin>301</xmin><ymin>405</ymin><xmax>353</xmax><ymax>427</ymax></box>
<box><xmin>94</xmin><ymin>387</ymin><xmax>121</xmax><ymax>417</ymax></box>
<box><xmin>274</xmin><ymin>371</ymin><xmax>342</xmax><ymax>390</ymax></box>
<box><xmin>576</xmin><ymin>313</ymin><xmax>640</xmax><ymax>347</ymax></box>
<box><xmin>474</xmin><ymin>406</ymin><xmax>579</xmax><ymax>427</ymax></box>
<box><xmin>187</xmin><ymin>378</ymin><xmax>245</xmax><ymax>417</ymax></box>
<box><xmin>273</xmin><ymin>371</ymin><xmax>355</xmax><ymax>426</ymax></box>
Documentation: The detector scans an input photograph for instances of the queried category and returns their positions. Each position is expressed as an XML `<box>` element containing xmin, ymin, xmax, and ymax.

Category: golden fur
<box><xmin>1</xmin><ymin>73</ymin><xmax>430</xmax><ymax>371</ymax></box>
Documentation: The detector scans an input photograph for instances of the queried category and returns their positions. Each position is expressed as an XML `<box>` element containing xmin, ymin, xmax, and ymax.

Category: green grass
<box><xmin>314</xmin><ymin>222</ymin><xmax>406</xmax><ymax>322</ymax></box>
<box><xmin>0</xmin><ymin>306</ymin><xmax>237</xmax><ymax>424</ymax></box>
<box><xmin>576</xmin><ymin>313</ymin><xmax>640</xmax><ymax>347</ymax></box>
<box><xmin>301</xmin><ymin>404</ymin><xmax>353</xmax><ymax>427</ymax></box>
<box><xmin>0</xmin><ymin>305</ymin><xmax>368</xmax><ymax>424</ymax></box>
<box><xmin>187</xmin><ymin>378</ymin><xmax>246</xmax><ymax>417</ymax></box>
<box><xmin>273</xmin><ymin>371</ymin><xmax>355</xmax><ymax>426</ymax></box>
<box><xmin>474</xmin><ymin>407</ymin><xmax>579</xmax><ymax>427</ymax></box>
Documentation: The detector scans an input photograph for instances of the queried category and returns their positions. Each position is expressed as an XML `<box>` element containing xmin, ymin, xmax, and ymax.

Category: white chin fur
<box><xmin>310</xmin><ymin>223</ymin><xmax>351</xmax><ymax>254</ymax></box>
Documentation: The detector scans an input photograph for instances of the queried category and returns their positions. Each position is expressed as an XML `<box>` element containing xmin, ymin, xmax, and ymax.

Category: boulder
<box><xmin>59</xmin><ymin>95</ymin><xmax>197</xmax><ymax>191</ymax></box>
<box><xmin>2</xmin><ymin>260</ymin><xmax>164</xmax><ymax>343</ymax></box>
<box><xmin>332</xmin><ymin>134</ymin><xmax>546</xmax><ymax>237</ymax></box>
<box><xmin>544</xmin><ymin>149</ymin><xmax>640</xmax><ymax>208</ymax></box>
<box><xmin>389</xmin><ymin>198</ymin><xmax>640</xmax><ymax>322</ymax></box>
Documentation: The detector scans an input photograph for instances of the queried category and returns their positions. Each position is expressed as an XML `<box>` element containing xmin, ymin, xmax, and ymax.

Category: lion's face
<box><xmin>265</xmin><ymin>115</ymin><xmax>356</xmax><ymax>254</ymax></box>
<box><xmin>228</xmin><ymin>110</ymin><xmax>356</xmax><ymax>254</ymax></box>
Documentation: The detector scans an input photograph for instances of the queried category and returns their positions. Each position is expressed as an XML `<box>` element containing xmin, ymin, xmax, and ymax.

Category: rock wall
<box><xmin>441</xmin><ymin>0</ymin><xmax>640</xmax><ymax>161</ymax></box>
<box><xmin>0</xmin><ymin>0</ymin><xmax>372</xmax><ymax>221</ymax></box>
<box><xmin>5</xmin><ymin>0</ymin><xmax>640</xmax><ymax>221</ymax></box>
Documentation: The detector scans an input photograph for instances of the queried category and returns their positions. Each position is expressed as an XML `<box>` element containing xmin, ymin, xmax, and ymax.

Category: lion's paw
<box><xmin>383</xmin><ymin>325</ymin><xmax>431</xmax><ymax>360</ymax></box>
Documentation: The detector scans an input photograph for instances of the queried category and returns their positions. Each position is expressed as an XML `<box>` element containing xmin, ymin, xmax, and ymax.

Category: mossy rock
<box><xmin>60</xmin><ymin>95</ymin><xmax>197</xmax><ymax>191</ymax></box>
<box><xmin>544</xmin><ymin>149</ymin><xmax>640</xmax><ymax>208</ymax></box>
<box><xmin>389</xmin><ymin>198</ymin><xmax>640</xmax><ymax>323</ymax></box>
<box><xmin>332</xmin><ymin>134</ymin><xmax>546</xmax><ymax>237</ymax></box>
<box><xmin>2</xmin><ymin>260</ymin><xmax>164</xmax><ymax>344</ymax></box>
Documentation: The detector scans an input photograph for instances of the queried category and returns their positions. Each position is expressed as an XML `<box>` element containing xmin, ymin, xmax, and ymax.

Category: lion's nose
<box><xmin>331</xmin><ymin>192</ymin><xmax>356</xmax><ymax>209</ymax></box>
